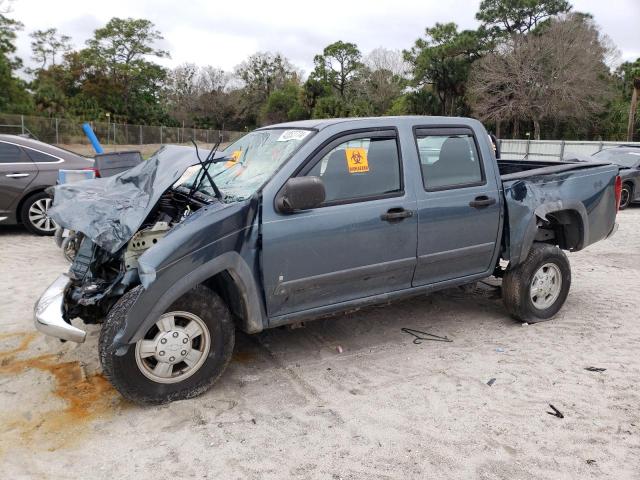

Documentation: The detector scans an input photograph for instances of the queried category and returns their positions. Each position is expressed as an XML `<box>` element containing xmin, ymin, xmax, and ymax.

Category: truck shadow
<box><xmin>230</xmin><ymin>283</ymin><xmax>511</xmax><ymax>369</ymax></box>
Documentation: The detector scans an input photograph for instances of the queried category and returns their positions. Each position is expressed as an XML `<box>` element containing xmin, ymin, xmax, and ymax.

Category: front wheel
<box><xmin>502</xmin><ymin>244</ymin><xmax>571</xmax><ymax>323</ymax></box>
<box><xmin>99</xmin><ymin>285</ymin><xmax>235</xmax><ymax>405</ymax></box>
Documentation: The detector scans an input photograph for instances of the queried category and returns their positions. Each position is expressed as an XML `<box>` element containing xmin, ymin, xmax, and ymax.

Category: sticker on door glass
<box><xmin>277</xmin><ymin>130</ymin><xmax>311</xmax><ymax>142</ymax></box>
<box><xmin>345</xmin><ymin>148</ymin><xmax>369</xmax><ymax>173</ymax></box>
<box><xmin>225</xmin><ymin>150</ymin><xmax>242</xmax><ymax>167</ymax></box>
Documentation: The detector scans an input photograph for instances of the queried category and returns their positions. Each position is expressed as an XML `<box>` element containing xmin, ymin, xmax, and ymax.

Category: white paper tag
<box><xmin>277</xmin><ymin>130</ymin><xmax>311</xmax><ymax>142</ymax></box>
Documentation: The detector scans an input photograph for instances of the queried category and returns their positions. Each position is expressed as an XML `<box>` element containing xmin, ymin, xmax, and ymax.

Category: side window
<box><xmin>305</xmin><ymin>136</ymin><xmax>401</xmax><ymax>204</ymax></box>
<box><xmin>416</xmin><ymin>133</ymin><xmax>483</xmax><ymax>190</ymax></box>
<box><xmin>24</xmin><ymin>148</ymin><xmax>60</xmax><ymax>163</ymax></box>
<box><xmin>0</xmin><ymin>142</ymin><xmax>29</xmax><ymax>163</ymax></box>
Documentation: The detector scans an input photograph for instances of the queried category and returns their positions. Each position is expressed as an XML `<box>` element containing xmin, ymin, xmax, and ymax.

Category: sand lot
<box><xmin>1</xmin><ymin>208</ymin><xmax>639</xmax><ymax>480</ymax></box>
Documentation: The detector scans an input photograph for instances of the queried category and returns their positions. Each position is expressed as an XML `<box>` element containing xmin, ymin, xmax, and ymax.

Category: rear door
<box><xmin>262</xmin><ymin>129</ymin><xmax>418</xmax><ymax>318</ymax></box>
<box><xmin>0</xmin><ymin>141</ymin><xmax>38</xmax><ymax>219</ymax></box>
<box><xmin>412</xmin><ymin>127</ymin><xmax>501</xmax><ymax>286</ymax></box>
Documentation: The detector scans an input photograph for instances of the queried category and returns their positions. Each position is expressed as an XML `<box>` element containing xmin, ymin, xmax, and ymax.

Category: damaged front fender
<box><xmin>111</xmin><ymin>198</ymin><xmax>267</xmax><ymax>353</ymax></box>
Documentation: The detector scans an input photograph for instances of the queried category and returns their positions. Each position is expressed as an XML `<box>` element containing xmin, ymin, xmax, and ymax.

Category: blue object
<box><xmin>82</xmin><ymin>122</ymin><xmax>104</xmax><ymax>154</ymax></box>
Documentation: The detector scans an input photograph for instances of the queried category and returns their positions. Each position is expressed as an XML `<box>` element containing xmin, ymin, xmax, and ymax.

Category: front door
<box><xmin>412</xmin><ymin>127</ymin><xmax>501</xmax><ymax>286</ymax></box>
<box><xmin>262</xmin><ymin>130</ymin><xmax>418</xmax><ymax>318</ymax></box>
<box><xmin>0</xmin><ymin>141</ymin><xmax>38</xmax><ymax>220</ymax></box>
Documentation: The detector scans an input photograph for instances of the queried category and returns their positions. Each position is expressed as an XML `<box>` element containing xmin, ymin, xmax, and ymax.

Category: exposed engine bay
<box><xmin>63</xmin><ymin>189</ymin><xmax>206</xmax><ymax>324</ymax></box>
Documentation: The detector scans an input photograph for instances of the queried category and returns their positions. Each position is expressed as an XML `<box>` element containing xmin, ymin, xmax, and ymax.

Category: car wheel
<box><xmin>502</xmin><ymin>244</ymin><xmax>571</xmax><ymax>323</ymax></box>
<box><xmin>99</xmin><ymin>284</ymin><xmax>235</xmax><ymax>405</ymax></box>
<box><xmin>20</xmin><ymin>191</ymin><xmax>58</xmax><ymax>235</ymax></box>
<box><xmin>619</xmin><ymin>184</ymin><xmax>632</xmax><ymax>210</ymax></box>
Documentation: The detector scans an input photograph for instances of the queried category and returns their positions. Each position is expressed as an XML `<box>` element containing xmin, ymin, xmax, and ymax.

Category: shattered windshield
<box><xmin>176</xmin><ymin>128</ymin><xmax>313</xmax><ymax>201</ymax></box>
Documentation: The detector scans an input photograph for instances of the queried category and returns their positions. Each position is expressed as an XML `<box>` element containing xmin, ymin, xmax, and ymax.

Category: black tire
<box><xmin>99</xmin><ymin>285</ymin><xmax>235</xmax><ymax>405</ymax></box>
<box><xmin>20</xmin><ymin>191</ymin><xmax>57</xmax><ymax>236</ymax></box>
<box><xmin>619</xmin><ymin>184</ymin><xmax>632</xmax><ymax>210</ymax></box>
<box><xmin>502</xmin><ymin>244</ymin><xmax>571</xmax><ymax>323</ymax></box>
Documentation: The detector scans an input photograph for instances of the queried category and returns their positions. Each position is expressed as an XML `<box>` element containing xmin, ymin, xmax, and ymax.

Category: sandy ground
<box><xmin>0</xmin><ymin>208</ymin><xmax>639</xmax><ymax>480</ymax></box>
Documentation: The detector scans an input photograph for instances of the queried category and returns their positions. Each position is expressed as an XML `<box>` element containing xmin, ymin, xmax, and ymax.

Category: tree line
<box><xmin>1</xmin><ymin>0</ymin><xmax>638</xmax><ymax>140</ymax></box>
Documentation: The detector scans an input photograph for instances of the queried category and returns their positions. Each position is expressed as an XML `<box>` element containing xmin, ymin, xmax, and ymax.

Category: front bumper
<box><xmin>34</xmin><ymin>274</ymin><xmax>86</xmax><ymax>343</ymax></box>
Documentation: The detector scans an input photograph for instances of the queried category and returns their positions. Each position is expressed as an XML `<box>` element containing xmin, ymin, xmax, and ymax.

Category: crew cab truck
<box><xmin>34</xmin><ymin>116</ymin><xmax>621</xmax><ymax>404</ymax></box>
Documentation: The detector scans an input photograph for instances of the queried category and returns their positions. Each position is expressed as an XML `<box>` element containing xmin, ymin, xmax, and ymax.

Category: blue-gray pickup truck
<box><xmin>34</xmin><ymin>116</ymin><xmax>622</xmax><ymax>404</ymax></box>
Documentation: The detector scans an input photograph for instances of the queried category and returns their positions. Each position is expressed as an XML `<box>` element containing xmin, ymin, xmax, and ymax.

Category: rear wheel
<box><xmin>502</xmin><ymin>244</ymin><xmax>571</xmax><ymax>323</ymax></box>
<box><xmin>20</xmin><ymin>191</ymin><xmax>58</xmax><ymax>235</ymax></box>
<box><xmin>99</xmin><ymin>285</ymin><xmax>235</xmax><ymax>404</ymax></box>
<box><xmin>619</xmin><ymin>184</ymin><xmax>632</xmax><ymax>210</ymax></box>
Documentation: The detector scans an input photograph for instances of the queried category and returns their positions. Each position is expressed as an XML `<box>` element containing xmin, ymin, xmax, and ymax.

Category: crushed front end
<box><xmin>34</xmin><ymin>146</ymin><xmax>221</xmax><ymax>342</ymax></box>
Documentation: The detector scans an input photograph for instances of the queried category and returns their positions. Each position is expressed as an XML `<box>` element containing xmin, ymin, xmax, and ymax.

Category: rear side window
<box><xmin>0</xmin><ymin>142</ymin><xmax>29</xmax><ymax>163</ymax></box>
<box><xmin>305</xmin><ymin>136</ymin><xmax>401</xmax><ymax>204</ymax></box>
<box><xmin>24</xmin><ymin>148</ymin><xmax>61</xmax><ymax>163</ymax></box>
<box><xmin>416</xmin><ymin>133</ymin><xmax>483</xmax><ymax>190</ymax></box>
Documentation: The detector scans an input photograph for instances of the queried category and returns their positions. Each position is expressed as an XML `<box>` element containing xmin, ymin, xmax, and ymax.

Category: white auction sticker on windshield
<box><xmin>277</xmin><ymin>130</ymin><xmax>311</xmax><ymax>142</ymax></box>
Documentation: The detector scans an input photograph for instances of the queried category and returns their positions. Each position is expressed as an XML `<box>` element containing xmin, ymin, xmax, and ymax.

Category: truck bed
<box><xmin>499</xmin><ymin>160</ymin><xmax>619</xmax><ymax>266</ymax></box>
<box><xmin>497</xmin><ymin>159</ymin><xmax>613</xmax><ymax>181</ymax></box>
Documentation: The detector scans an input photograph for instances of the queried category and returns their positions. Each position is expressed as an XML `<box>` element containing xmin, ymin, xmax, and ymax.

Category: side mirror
<box><xmin>275</xmin><ymin>176</ymin><xmax>326</xmax><ymax>213</ymax></box>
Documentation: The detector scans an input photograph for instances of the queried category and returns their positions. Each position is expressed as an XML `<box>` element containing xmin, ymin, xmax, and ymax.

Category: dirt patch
<box><xmin>0</xmin><ymin>332</ymin><xmax>121</xmax><ymax>454</ymax></box>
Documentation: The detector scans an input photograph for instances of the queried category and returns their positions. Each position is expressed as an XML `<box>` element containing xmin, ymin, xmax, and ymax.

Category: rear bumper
<box><xmin>606</xmin><ymin>222</ymin><xmax>619</xmax><ymax>239</ymax></box>
<box><xmin>33</xmin><ymin>274</ymin><xmax>86</xmax><ymax>343</ymax></box>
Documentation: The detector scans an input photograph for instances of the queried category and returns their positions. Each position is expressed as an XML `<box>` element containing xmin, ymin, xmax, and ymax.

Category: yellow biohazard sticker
<box><xmin>345</xmin><ymin>148</ymin><xmax>369</xmax><ymax>173</ymax></box>
<box><xmin>225</xmin><ymin>150</ymin><xmax>242</xmax><ymax>168</ymax></box>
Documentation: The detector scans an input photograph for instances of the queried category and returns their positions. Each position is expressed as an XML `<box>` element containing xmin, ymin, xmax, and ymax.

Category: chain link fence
<box><xmin>500</xmin><ymin>139</ymin><xmax>640</xmax><ymax>161</ymax></box>
<box><xmin>6</xmin><ymin>113</ymin><xmax>637</xmax><ymax>162</ymax></box>
<box><xmin>0</xmin><ymin>113</ymin><xmax>244</xmax><ymax>149</ymax></box>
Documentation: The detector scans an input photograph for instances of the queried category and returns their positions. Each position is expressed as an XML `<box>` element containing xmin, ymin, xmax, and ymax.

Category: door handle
<box><xmin>381</xmin><ymin>208</ymin><xmax>413</xmax><ymax>222</ymax></box>
<box><xmin>5</xmin><ymin>173</ymin><xmax>30</xmax><ymax>178</ymax></box>
<box><xmin>469</xmin><ymin>196</ymin><xmax>496</xmax><ymax>208</ymax></box>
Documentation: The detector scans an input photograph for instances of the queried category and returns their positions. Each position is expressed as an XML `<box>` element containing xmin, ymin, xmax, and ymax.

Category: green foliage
<box><xmin>85</xmin><ymin>17</ymin><xmax>168</xmax><ymax>66</ymax></box>
<box><xmin>598</xmin><ymin>58</ymin><xmax>640</xmax><ymax>140</ymax></box>
<box><xmin>29</xmin><ymin>17</ymin><xmax>169</xmax><ymax>123</ymax></box>
<box><xmin>312</xmin><ymin>95</ymin><xmax>348</xmax><ymax>119</ymax></box>
<box><xmin>260</xmin><ymin>82</ymin><xmax>306</xmax><ymax>125</ymax></box>
<box><xmin>476</xmin><ymin>0</ymin><xmax>571</xmax><ymax>35</ymax></box>
<box><xmin>235</xmin><ymin>52</ymin><xmax>299</xmax><ymax>127</ymax></box>
<box><xmin>29</xmin><ymin>28</ymin><xmax>71</xmax><ymax>69</ymax></box>
<box><xmin>310</xmin><ymin>41</ymin><xmax>362</xmax><ymax>99</ymax></box>
<box><xmin>404</xmin><ymin>23</ymin><xmax>488</xmax><ymax>116</ymax></box>
<box><xmin>387</xmin><ymin>95</ymin><xmax>410</xmax><ymax>116</ymax></box>
<box><xmin>0</xmin><ymin>11</ymin><xmax>32</xmax><ymax>113</ymax></box>
<box><xmin>359</xmin><ymin>66</ymin><xmax>405</xmax><ymax>115</ymax></box>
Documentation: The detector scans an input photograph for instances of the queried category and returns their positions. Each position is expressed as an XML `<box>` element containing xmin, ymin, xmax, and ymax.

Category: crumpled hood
<box><xmin>48</xmin><ymin>145</ymin><xmax>224</xmax><ymax>253</ymax></box>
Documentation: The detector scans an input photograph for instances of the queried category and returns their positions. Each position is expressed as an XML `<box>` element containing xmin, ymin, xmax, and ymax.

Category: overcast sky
<box><xmin>9</xmin><ymin>0</ymin><xmax>640</xmax><ymax>75</ymax></box>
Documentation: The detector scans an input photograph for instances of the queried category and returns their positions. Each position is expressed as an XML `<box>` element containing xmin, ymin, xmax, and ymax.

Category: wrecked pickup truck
<box><xmin>34</xmin><ymin>116</ymin><xmax>621</xmax><ymax>404</ymax></box>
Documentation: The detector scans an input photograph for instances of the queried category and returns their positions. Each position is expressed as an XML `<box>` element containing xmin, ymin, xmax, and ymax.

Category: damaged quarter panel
<box><xmin>503</xmin><ymin>164</ymin><xmax>619</xmax><ymax>266</ymax></box>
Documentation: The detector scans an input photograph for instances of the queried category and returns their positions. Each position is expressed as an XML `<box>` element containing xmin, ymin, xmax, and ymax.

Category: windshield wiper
<box><xmin>190</xmin><ymin>139</ymin><xmax>227</xmax><ymax>201</ymax></box>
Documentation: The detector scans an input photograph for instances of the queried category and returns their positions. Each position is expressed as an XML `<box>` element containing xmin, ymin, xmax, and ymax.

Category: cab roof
<box><xmin>257</xmin><ymin>116</ymin><xmax>479</xmax><ymax>131</ymax></box>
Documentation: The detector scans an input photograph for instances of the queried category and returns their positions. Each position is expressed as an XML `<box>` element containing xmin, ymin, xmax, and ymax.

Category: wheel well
<box><xmin>537</xmin><ymin>209</ymin><xmax>584</xmax><ymax>251</ymax></box>
<box><xmin>15</xmin><ymin>188</ymin><xmax>48</xmax><ymax>223</ymax></box>
<box><xmin>203</xmin><ymin>270</ymin><xmax>250</xmax><ymax>332</ymax></box>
